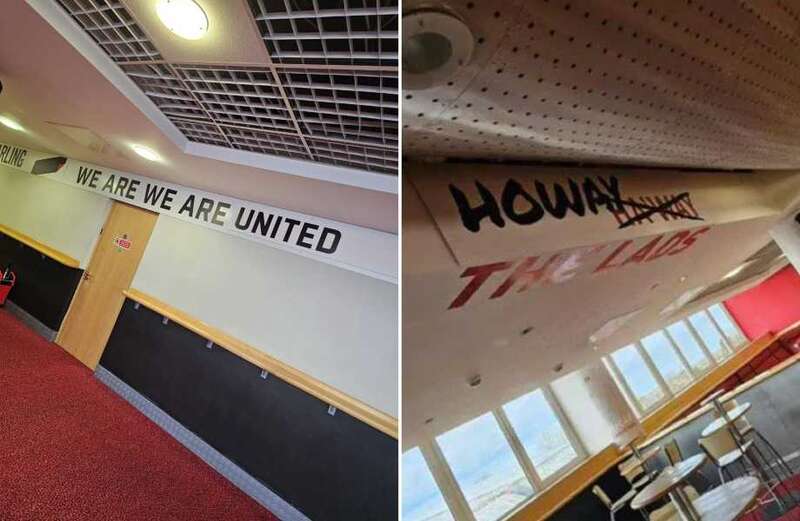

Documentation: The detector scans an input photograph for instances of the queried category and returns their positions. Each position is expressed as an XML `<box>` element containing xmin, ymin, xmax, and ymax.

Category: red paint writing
<box><xmin>448</xmin><ymin>226</ymin><xmax>710</xmax><ymax>309</ymax></box>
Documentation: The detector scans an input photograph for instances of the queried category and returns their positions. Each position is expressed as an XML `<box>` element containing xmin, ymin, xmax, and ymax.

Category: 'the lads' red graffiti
<box><xmin>448</xmin><ymin>227</ymin><xmax>710</xmax><ymax>309</ymax></box>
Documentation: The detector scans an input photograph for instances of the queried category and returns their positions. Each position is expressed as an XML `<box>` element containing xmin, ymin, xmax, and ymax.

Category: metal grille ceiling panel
<box><xmin>280</xmin><ymin>68</ymin><xmax>398</xmax><ymax>146</ymax></box>
<box><xmin>56</xmin><ymin>0</ymin><xmax>398</xmax><ymax>175</ymax></box>
<box><xmin>248</xmin><ymin>0</ymin><xmax>399</xmax><ymax>66</ymax></box>
<box><xmin>403</xmin><ymin>0</ymin><xmax>800</xmax><ymax>170</ymax></box>
<box><xmin>57</xmin><ymin>0</ymin><xmax>162</xmax><ymax>62</ymax></box>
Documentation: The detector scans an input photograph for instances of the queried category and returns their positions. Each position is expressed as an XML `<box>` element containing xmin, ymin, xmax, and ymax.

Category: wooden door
<box><xmin>57</xmin><ymin>202</ymin><xmax>158</xmax><ymax>369</ymax></box>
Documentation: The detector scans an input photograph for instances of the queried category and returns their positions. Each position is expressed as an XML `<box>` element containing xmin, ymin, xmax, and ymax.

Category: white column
<box><xmin>550</xmin><ymin>362</ymin><xmax>641</xmax><ymax>454</ymax></box>
<box><xmin>770</xmin><ymin>214</ymin><xmax>800</xmax><ymax>271</ymax></box>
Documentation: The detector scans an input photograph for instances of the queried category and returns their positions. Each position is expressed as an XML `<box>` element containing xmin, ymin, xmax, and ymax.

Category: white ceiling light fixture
<box><xmin>0</xmin><ymin>115</ymin><xmax>24</xmax><ymax>131</ymax></box>
<box><xmin>156</xmin><ymin>0</ymin><xmax>209</xmax><ymax>40</ymax></box>
<box><xmin>723</xmin><ymin>263</ymin><xmax>749</xmax><ymax>280</ymax></box>
<box><xmin>724</xmin><ymin>262</ymin><xmax>752</xmax><ymax>279</ymax></box>
<box><xmin>131</xmin><ymin>144</ymin><xmax>161</xmax><ymax>161</ymax></box>
<box><xmin>403</xmin><ymin>10</ymin><xmax>474</xmax><ymax>90</ymax></box>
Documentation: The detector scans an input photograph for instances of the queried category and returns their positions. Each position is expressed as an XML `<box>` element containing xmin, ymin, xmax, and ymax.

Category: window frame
<box><xmin>402</xmin><ymin>444</ymin><xmax>464</xmax><ymax>521</ymax></box>
<box><xmin>706</xmin><ymin>304</ymin><xmax>748</xmax><ymax>350</ymax></box>
<box><xmin>499</xmin><ymin>386</ymin><xmax>587</xmax><ymax>488</ymax></box>
<box><xmin>605</xmin><ymin>343</ymin><xmax>672</xmax><ymax>415</ymax></box>
<box><xmin>664</xmin><ymin>320</ymin><xmax>715</xmax><ymax>378</ymax></box>
<box><xmin>687</xmin><ymin>309</ymin><xmax>733</xmax><ymax>361</ymax></box>
<box><xmin>403</xmin><ymin>301</ymin><xmax>748</xmax><ymax>521</ymax></box>
<box><xmin>638</xmin><ymin>334</ymin><xmax>695</xmax><ymax>394</ymax></box>
<box><xmin>410</xmin><ymin>385</ymin><xmax>587</xmax><ymax>521</ymax></box>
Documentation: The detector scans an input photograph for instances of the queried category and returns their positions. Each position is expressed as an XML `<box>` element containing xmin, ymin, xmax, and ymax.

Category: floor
<box><xmin>741</xmin><ymin>474</ymin><xmax>800</xmax><ymax>521</ymax></box>
<box><xmin>0</xmin><ymin>308</ymin><xmax>277</xmax><ymax>520</ymax></box>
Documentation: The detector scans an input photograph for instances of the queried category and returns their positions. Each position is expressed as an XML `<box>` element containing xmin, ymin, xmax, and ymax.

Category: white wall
<box><xmin>133</xmin><ymin>216</ymin><xmax>398</xmax><ymax>417</ymax></box>
<box><xmin>0</xmin><ymin>164</ymin><xmax>110</xmax><ymax>267</ymax></box>
<box><xmin>551</xmin><ymin>363</ymin><xmax>639</xmax><ymax>455</ymax></box>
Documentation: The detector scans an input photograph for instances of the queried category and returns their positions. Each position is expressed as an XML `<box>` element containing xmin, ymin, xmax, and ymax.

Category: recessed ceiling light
<box><xmin>0</xmin><ymin>116</ymin><xmax>24</xmax><ymax>131</ymax></box>
<box><xmin>131</xmin><ymin>144</ymin><xmax>161</xmax><ymax>161</ymax></box>
<box><xmin>403</xmin><ymin>11</ymin><xmax>474</xmax><ymax>90</ymax></box>
<box><xmin>156</xmin><ymin>0</ymin><xmax>208</xmax><ymax>40</ymax></box>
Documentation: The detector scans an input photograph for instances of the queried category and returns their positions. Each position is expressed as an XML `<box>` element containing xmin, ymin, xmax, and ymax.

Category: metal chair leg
<box><xmin>751</xmin><ymin>441</ymin><xmax>792</xmax><ymax>511</ymax></box>
<box><xmin>756</xmin><ymin>430</ymin><xmax>795</xmax><ymax>483</ymax></box>
<box><xmin>744</xmin><ymin>448</ymin><xmax>787</xmax><ymax>512</ymax></box>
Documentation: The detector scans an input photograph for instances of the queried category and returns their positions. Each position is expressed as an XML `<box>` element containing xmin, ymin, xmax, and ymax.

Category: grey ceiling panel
<box><xmin>56</xmin><ymin>0</ymin><xmax>398</xmax><ymax>175</ymax></box>
<box><xmin>56</xmin><ymin>0</ymin><xmax>161</xmax><ymax>62</ymax></box>
<box><xmin>247</xmin><ymin>0</ymin><xmax>399</xmax><ymax>67</ymax></box>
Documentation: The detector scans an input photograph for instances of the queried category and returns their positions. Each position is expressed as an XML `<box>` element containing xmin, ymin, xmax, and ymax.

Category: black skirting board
<box><xmin>0</xmin><ymin>232</ymin><xmax>82</xmax><ymax>331</ymax></box>
<box><xmin>99</xmin><ymin>299</ymin><xmax>398</xmax><ymax>521</ymax></box>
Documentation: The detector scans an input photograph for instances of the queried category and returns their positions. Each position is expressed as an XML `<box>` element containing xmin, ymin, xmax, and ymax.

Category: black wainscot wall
<box><xmin>0</xmin><ymin>232</ymin><xmax>82</xmax><ymax>331</ymax></box>
<box><xmin>100</xmin><ymin>299</ymin><xmax>398</xmax><ymax>521</ymax></box>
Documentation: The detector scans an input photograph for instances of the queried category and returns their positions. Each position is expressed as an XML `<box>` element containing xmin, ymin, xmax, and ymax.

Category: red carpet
<box><xmin>0</xmin><ymin>309</ymin><xmax>278</xmax><ymax>520</ymax></box>
<box><xmin>739</xmin><ymin>475</ymin><xmax>800</xmax><ymax>521</ymax></box>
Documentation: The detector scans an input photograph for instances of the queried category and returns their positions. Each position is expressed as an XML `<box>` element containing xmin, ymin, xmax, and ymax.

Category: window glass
<box><xmin>640</xmin><ymin>331</ymin><xmax>693</xmax><ymax>392</ymax></box>
<box><xmin>666</xmin><ymin>321</ymin><xmax>712</xmax><ymax>373</ymax></box>
<box><xmin>503</xmin><ymin>389</ymin><xmax>579</xmax><ymax>481</ymax></box>
<box><xmin>611</xmin><ymin>344</ymin><xmax>666</xmax><ymax>411</ymax></box>
<box><xmin>689</xmin><ymin>311</ymin><xmax>730</xmax><ymax>361</ymax></box>
<box><xmin>437</xmin><ymin>413</ymin><xmax>534</xmax><ymax>521</ymax></box>
<box><xmin>708</xmin><ymin>304</ymin><xmax>747</xmax><ymax>347</ymax></box>
<box><xmin>402</xmin><ymin>448</ymin><xmax>454</xmax><ymax>521</ymax></box>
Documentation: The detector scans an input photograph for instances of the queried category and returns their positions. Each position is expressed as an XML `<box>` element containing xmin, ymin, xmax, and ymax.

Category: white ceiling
<box><xmin>401</xmin><ymin>0</ymin><xmax>800</xmax><ymax>448</ymax></box>
<box><xmin>402</xmin><ymin>166</ymin><xmax>796</xmax><ymax>448</ymax></box>
<box><xmin>0</xmin><ymin>0</ymin><xmax>397</xmax><ymax>232</ymax></box>
<box><xmin>403</xmin><ymin>0</ymin><xmax>800</xmax><ymax>169</ymax></box>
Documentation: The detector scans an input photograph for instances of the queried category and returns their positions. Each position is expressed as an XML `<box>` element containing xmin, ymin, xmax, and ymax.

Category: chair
<box><xmin>648</xmin><ymin>487</ymin><xmax>700</xmax><ymax>521</ymax></box>
<box><xmin>664</xmin><ymin>440</ymin><xmax>682</xmax><ymax>466</ymax></box>
<box><xmin>716</xmin><ymin>399</ymin><xmax>753</xmax><ymax>437</ymax></box>
<box><xmin>592</xmin><ymin>484</ymin><xmax>647</xmax><ymax>521</ymax></box>
<box><xmin>664</xmin><ymin>440</ymin><xmax>711</xmax><ymax>492</ymax></box>
<box><xmin>718</xmin><ymin>400</ymin><xmax>794</xmax><ymax>485</ymax></box>
<box><xmin>618</xmin><ymin>457</ymin><xmax>651</xmax><ymax>489</ymax></box>
<box><xmin>699</xmin><ymin>426</ymin><xmax>783</xmax><ymax>512</ymax></box>
<box><xmin>698</xmin><ymin>426</ymin><xmax>753</xmax><ymax>484</ymax></box>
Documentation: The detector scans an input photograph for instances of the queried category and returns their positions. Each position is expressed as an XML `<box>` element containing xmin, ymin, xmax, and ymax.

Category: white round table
<box><xmin>620</xmin><ymin>445</ymin><xmax>661</xmax><ymax>478</ymax></box>
<box><xmin>700</xmin><ymin>389</ymin><xmax>727</xmax><ymax>407</ymax></box>
<box><xmin>692</xmin><ymin>477</ymin><xmax>760</xmax><ymax>521</ymax></box>
<box><xmin>631</xmin><ymin>454</ymin><xmax>706</xmax><ymax>520</ymax></box>
<box><xmin>701</xmin><ymin>402</ymin><xmax>751</xmax><ymax>438</ymax></box>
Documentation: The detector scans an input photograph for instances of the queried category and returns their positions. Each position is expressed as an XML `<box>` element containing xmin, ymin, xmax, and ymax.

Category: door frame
<box><xmin>56</xmin><ymin>201</ymin><xmax>158</xmax><ymax>368</ymax></box>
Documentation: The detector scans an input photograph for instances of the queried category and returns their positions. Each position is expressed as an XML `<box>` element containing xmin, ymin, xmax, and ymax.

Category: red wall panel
<box><xmin>724</xmin><ymin>265</ymin><xmax>800</xmax><ymax>340</ymax></box>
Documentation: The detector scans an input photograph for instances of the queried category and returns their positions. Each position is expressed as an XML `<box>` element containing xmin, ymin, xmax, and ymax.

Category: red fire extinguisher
<box><xmin>0</xmin><ymin>265</ymin><xmax>15</xmax><ymax>306</ymax></box>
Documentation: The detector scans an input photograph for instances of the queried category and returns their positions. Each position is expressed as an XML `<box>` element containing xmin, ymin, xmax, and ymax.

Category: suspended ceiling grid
<box><xmin>403</xmin><ymin>0</ymin><xmax>800</xmax><ymax>169</ymax></box>
<box><xmin>55</xmin><ymin>0</ymin><xmax>399</xmax><ymax>174</ymax></box>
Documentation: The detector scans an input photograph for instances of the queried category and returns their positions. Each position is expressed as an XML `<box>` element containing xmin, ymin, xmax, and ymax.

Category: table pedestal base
<box><xmin>669</xmin><ymin>488</ymin><xmax>701</xmax><ymax>521</ymax></box>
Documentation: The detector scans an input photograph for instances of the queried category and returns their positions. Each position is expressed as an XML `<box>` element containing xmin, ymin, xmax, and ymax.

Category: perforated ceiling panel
<box><xmin>403</xmin><ymin>0</ymin><xmax>800</xmax><ymax>169</ymax></box>
<box><xmin>55</xmin><ymin>0</ymin><xmax>398</xmax><ymax>175</ymax></box>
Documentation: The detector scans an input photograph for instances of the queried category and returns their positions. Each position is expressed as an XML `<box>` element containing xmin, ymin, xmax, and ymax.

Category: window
<box><xmin>610</xmin><ymin>344</ymin><xmax>666</xmax><ymax>411</ymax></box>
<box><xmin>666</xmin><ymin>321</ymin><xmax>712</xmax><ymax>374</ymax></box>
<box><xmin>402</xmin><ymin>448</ymin><xmax>454</xmax><ymax>521</ymax></box>
<box><xmin>502</xmin><ymin>389</ymin><xmax>580</xmax><ymax>481</ymax></box>
<box><xmin>689</xmin><ymin>311</ymin><xmax>730</xmax><ymax>361</ymax></box>
<box><xmin>640</xmin><ymin>332</ymin><xmax>693</xmax><ymax>392</ymax></box>
<box><xmin>437</xmin><ymin>413</ymin><xmax>534</xmax><ymax>521</ymax></box>
<box><xmin>708</xmin><ymin>304</ymin><xmax>747</xmax><ymax>347</ymax></box>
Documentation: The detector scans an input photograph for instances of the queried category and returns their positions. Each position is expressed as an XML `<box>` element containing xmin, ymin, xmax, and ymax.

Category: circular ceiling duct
<box><xmin>402</xmin><ymin>10</ymin><xmax>474</xmax><ymax>91</ymax></box>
